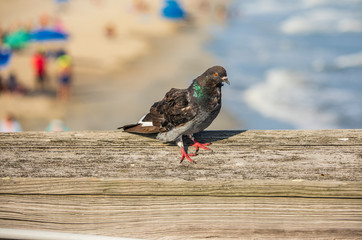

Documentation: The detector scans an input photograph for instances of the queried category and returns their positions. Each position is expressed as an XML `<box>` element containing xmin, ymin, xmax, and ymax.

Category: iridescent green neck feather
<box><xmin>193</xmin><ymin>81</ymin><xmax>205</xmax><ymax>99</ymax></box>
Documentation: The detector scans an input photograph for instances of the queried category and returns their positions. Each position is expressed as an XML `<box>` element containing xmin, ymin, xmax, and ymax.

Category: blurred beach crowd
<box><xmin>4</xmin><ymin>0</ymin><xmax>359</xmax><ymax>132</ymax></box>
<box><xmin>0</xmin><ymin>0</ymin><xmax>233</xmax><ymax>132</ymax></box>
<box><xmin>0</xmin><ymin>13</ymin><xmax>72</xmax><ymax>99</ymax></box>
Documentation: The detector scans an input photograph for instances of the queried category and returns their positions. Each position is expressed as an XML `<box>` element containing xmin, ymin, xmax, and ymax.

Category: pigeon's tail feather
<box><xmin>118</xmin><ymin>123</ymin><xmax>160</xmax><ymax>134</ymax></box>
<box><xmin>118</xmin><ymin>113</ymin><xmax>162</xmax><ymax>133</ymax></box>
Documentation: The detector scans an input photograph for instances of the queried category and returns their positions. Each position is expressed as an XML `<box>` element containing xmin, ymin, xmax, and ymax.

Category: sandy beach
<box><xmin>0</xmin><ymin>0</ymin><xmax>240</xmax><ymax>131</ymax></box>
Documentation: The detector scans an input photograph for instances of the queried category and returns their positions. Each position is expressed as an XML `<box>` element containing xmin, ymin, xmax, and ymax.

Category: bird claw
<box><xmin>180</xmin><ymin>148</ymin><xmax>196</xmax><ymax>163</ymax></box>
<box><xmin>191</xmin><ymin>140</ymin><xmax>210</xmax><ymax>151</ymax></box>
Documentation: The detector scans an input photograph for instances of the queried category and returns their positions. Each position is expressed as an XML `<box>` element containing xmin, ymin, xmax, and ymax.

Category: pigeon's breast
<box><xmin>156</xmin><ymin>103</ymin><xmax>221</xmax><ymax>142</ymax></box>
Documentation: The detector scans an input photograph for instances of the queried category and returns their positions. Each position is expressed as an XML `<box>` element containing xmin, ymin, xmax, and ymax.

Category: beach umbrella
<box><xmin>30</xmin><ymin>28</ymin><xmax>69</xmax><ymax>42</ymax></box>
<box><xmin>0</xmin><ymin>48</ymin><xmax>12</xmax><ymax>69</ymax></box>
<box><xmin>161</xmin><ymin>0</ymin><xmax>185</xmax><ymax>20</ymax></box>
<box><xmin>3</xmin><ymin>29</ymin><xmax>30</xmax><ymax>49</ymax></box>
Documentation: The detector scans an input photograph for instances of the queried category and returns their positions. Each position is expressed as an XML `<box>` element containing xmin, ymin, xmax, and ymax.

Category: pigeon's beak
<box><xmin>222</xmin><ymin>76</ymin><xmax>230</xmax><ymax>85</ymax></box>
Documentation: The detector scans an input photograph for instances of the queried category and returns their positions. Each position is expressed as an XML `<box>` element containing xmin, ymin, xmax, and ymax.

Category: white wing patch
<box><xmin>138</xmin><ymin>115</ymin><xmax>153</xmax><ymax>127</ymax></box>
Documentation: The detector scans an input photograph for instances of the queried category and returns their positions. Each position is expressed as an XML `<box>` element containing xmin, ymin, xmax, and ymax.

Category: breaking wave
<box><xmin>280</xmin><ymin>8</ymin><xmax>362</xmax><ymax>34</ymax></box>
<box><xmin>208</xmin><ymin>0</ymin><xmax>362</xmax><ymax>129</ymax></box>
<box><xmin>243</xmin><ymin>69</ymin><xmax>361</xmax><ymax>129</ymax></box>
<box><xmin>334</xmin><ymin>51</ymin><xmax>362</xmax><ymax>69</ymax></box>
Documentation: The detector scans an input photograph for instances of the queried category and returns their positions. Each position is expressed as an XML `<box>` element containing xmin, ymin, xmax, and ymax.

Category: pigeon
<box><xmin>119</xmin><ymin>66</ymin><xmax>229</xmax><ymax>163</ymax></box>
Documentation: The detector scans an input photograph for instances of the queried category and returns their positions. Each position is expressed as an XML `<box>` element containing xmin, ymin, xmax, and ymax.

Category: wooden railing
<box><xmin>0</xmin><ymin>130</ymin><xmax>361</xmax><ymax>239</ymax></box>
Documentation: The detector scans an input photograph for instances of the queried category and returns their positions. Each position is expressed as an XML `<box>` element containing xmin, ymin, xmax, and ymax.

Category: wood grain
<box><xmin>0</xmin><ymin>130</ymin><xmax>361</xmax><ymax>180</ymax></box>
<box><xmin>0</xmin><ymin>178</ymin><xmax>361</xmax><ymax>198</ymax></box>
<box><xmin>0</xmin><ymin>130</ymin><xmax>361</xmax><ymax>239</ymax></box>
<box><xmin>0</xmin><ymin>195</ymin><xmax>361</xmax><ymax>239</ymax></box>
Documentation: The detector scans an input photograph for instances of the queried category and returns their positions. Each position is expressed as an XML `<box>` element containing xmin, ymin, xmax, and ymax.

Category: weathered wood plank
<box><xmin>0</xmin><ymin>130</ymin><xmax>361</xmax><ymax>181</ymax></box>
<box><xmin>0</xmin><ymin>195</ymin><xmax>361</xmax><ymax>239</ymax></box>
<box><xmin>0</xmin><ymin>178</ymin><xmax>361</xmax><ymax>198</ymax></box>
<box><xmin>0</xmin><ymin>130</ymin><xmax>361</xmax><ymax>239</ymax></box>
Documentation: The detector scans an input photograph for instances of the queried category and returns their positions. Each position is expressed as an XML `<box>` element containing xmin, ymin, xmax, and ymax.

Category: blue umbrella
<box><xmin>30</xmin><ymin>29</ymin><xmax>69</xmax><ymax>42</ymax></box>
<box><xmin>0</xmin><ymin>48</ymin><xmax>12</xmax><ymax>69</ymax></box>
<box><xmin>161</xmin><ymin>0</ymin><xmax>185</xmax><ymax>20</ymax></box>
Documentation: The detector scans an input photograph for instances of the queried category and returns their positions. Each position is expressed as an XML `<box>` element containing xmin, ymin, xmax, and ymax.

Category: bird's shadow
<box><xmin>120</xmin><ymin>130</ymin><xmax>247</xmax><ymax>152</ymax></box>
<box><xmin>119</xmin><ymin>130</ymin><xmax>247</xmax><ymax>163</ymax></box>
<box><xmin>193</xmin><ymin>130</ymin><xmax>246</xmax><ymax>142</ymax></box>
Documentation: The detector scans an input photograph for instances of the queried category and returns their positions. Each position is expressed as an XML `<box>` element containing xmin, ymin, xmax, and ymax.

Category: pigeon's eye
<box><xmin>214</xmin><ymin>72</ymin><xmax>218</xmax><ymax>77</ymax></box>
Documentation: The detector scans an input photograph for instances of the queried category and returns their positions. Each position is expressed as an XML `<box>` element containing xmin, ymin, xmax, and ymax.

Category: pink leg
<box><xmin>180</xmin><ymin>147</ymin><xmax>196</xmax><ymax>163</ymax></box>
<box><xmin>188</xmin><ymin>134</ymin><xmax>210</xmax><ymax>151</ymax></box>
<box><xmin>177</xmin><ymin>136</ymin><xmax>195</xmax><ymax>163</ymax></box>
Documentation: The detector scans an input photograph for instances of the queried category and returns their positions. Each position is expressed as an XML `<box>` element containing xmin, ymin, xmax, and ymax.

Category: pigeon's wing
<box><xmin>150</xmin><ymin>88</ymin><xmax>197</xmax><ymax>131</ymax></box>
<box><xmin>120</xmin><ymin>88</ymin><xmax>196</xmax><ymax>133</ymax></box>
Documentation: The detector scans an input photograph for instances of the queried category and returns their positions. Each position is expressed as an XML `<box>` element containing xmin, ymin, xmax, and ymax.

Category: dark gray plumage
<box><xmin>119</xmin><ymin>66</ymin><xmax>229</xmax><ymax>162</ymax></box>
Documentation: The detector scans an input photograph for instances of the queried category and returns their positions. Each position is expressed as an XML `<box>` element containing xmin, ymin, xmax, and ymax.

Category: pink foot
<box><xmin>180</xmin><ymin>147</ymin><xmax>196</xmax><ymax>163</ymax></box>
<box><xmin>191</xmin><ymin>140</ymin><xmax>210</xmax><ymax>151</ymax></box>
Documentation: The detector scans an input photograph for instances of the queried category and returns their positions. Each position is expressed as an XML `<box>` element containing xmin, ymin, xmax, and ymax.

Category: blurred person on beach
<box><xmin>0</xmin><ymin>25</ymin><xmax>8</xmax><ymax>44</ymax></box>
<box><xmin>6</xmin><ymin>72</ymin><xmax>26</xmax><ymax>94</ymax></box>
<box><xmin>131</xmin><ymin>0</ymin><xmax>151</xmax><ymax>22</ymax></box>
<box><xmin>0</xmin><ymin>113</ymin><xmax>22</xmax><ymax>132</ymax></box>
<box><xmin>0</xmin><ymin>74</ymin><xmax>5</xmax><ymax>93</ymax></box>
<box><xmin>54</xmin><ymin>18</ymin><xmax>66</xmax><ymax>33</ymax></box>
<box><xmin>32</xmin><ymin>50</ymin><xmax>48</xmax><ymax>91</ymax></box>
<box><xmin>215</xmin><ymin>3</ymin><xmax>228</xmax><ymax>22</ymax></box>
<box><xmin>104</xmin><ymin>22</ymin><xmax>117</xmax><ymax>39</ymax></box>
<box><xmin>133</xmin><ymin>0</ymin><xmax>150</xmax><ymax>14</ymax></box>
<box><xmin>198</xmin><ymin>0</ymin><xmax>210</xmax><ymax>14</ymax></box>
<box><xmin>45</xmin><ymin>119</ymin><xmax>70</xmax><ymax>131</ymax></box>
<box><xmin>39</xmin><ymin>13</ymin><xmax>51</xmax><ymax>28</ymax></box>
<box><xmin>56</xmin><ymin>49</ymin><xmax>72</xmax><ymax>101</ymax></box>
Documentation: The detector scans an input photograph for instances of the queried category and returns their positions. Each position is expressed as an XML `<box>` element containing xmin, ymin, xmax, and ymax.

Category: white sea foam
<box><xmin>280</xmin><ymin>9</ymin><xmax>362</xmax><ymax>34</ymax></box>
<box><xmin>241</xmin><ymin>0</ymin><xmax>362</xmax><ymax>16</ymax></box>
<box><xmin>216</xmin><ymin>1</ymin><xmax>362</xmax><ymax>129</ymax></box>
<box><xmin>334</xmin><ymin>51</ymin><xmax>362</xmax><ymax>69</ymax></box>
<box><xmin>243</xmin><ymin>69</ymin><xmax>359</xmax><ymax>129</ymax></box>
<box><xmin>242</xmin><ymin>0</ymin><xmax>301</xmax><ymax>15</ymax></box>
<box><xmin>312</xmin><ymin>51</ymin><xmax>362</xmax><ymax>71</ymax></box>
<box><xmin>302</xmin><ymin>0</ymin><xmax>362</xmax><ymax>8</ymax></box>
<box><xmin>302</xmin><ymin>0</ymin><xmax>330</xmax><ymax>7</ymax></box>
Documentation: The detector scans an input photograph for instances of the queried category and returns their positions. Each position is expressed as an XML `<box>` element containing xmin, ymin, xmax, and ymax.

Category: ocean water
<box><xmin>207</xmin><ymin>0</ymin><xmax>362</xmax><ymax>129</ymax></box>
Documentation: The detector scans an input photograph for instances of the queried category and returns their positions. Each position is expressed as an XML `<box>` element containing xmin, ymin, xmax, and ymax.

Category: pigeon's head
<box><xmin>204</xmin><ymin>66</ymin><xmax>230</xmax><ymax>86</ymax></box>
